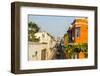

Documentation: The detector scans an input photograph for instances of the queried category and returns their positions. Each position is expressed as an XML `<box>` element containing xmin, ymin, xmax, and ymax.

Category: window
<box><xmin>75</xmin><ymin>27</ymin><xmax>80</xmax><ymax>38</ymax></box>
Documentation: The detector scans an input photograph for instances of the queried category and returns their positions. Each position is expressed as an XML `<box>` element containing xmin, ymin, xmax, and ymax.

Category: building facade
<box><xmin>28</xmin><ymin>32</ymin><xmax>57</xmax><ymax>61</ymax></box>
<box><xmin>28</xmin><ymin>42</ymin><xmax>47</xmax><ymax>60</ymax></box>
<box><xmin>67</xmin><ymin>18</ymin><xmax>88</xmax><ymax>45</ymax></box>
<box><xmin>64</xmin><ymin>18</ymin><xmax>88</xmax><ymax>59</ymax></box>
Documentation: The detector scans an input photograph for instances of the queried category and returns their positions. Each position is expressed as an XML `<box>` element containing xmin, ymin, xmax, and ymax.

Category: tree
<box><xmin>28</xmin><ymin>22</ymin><xmax>40</xmax><ymax>33</ymax></box>
<box><xmin>28</xmin><ymin>22</ymin><xmax>40</xmax><ymax>42</ymax></box>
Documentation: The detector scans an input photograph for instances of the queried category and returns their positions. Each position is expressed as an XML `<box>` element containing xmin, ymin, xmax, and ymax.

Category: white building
<box><xmin>28</xmin><ymin>32</ymin><xmax>57</xmax><ymax>61</ymax></box>
<box><xmin>35</xmin><ymin>32</ymin><xmax>56</xmax><ymax>47</ymax></box>
<box><xmin>28</xmin><ymin>42</ymin><xmax>47</xmax><ymax>60</ymax></box>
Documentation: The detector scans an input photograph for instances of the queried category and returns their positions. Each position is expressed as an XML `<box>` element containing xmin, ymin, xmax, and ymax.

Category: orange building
<box><xmin>67</xmin><ymin>18</ymin><xmax>88</xmax><ymax>45</ymax></box>
<box><xmin>63</xmin><ymin>18</ymin><xmax>88</xmax><ymax>59</ymax></box>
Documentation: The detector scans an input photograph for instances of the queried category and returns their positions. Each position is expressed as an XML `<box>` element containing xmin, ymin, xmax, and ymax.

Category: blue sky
<box><xmin>28</xmin><ymin>15</ymin><xmax>79</xmax><ymax>38</ymax></box>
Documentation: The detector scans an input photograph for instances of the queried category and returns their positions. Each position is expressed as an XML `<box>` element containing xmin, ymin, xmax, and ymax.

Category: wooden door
<box><xmin>41</xmin><ymin>49</ymin><xmax>46</xmax><ymax>60</ymax></box>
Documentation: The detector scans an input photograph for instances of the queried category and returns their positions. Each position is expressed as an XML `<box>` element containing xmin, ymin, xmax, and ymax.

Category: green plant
<box><xmin>64</xmin><ymin>43</ymin><xmax>88</xmax><ymax>59</ymax></box>
<box><xmin>28</xmin><ymin>22</ymin><xmax>40</xmax><ymax>42</ymax></box>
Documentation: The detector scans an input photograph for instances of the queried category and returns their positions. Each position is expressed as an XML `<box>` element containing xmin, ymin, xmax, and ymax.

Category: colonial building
<box><xmin>67</xmin><ymin>18</ymin><xmax>88</xmax><ymax>45</ymax></box>
<box><xmin>28</xmin><ymin>42</ymin><xmax>47</xmax><ymax>60</ymax></box>
<box><xmin>28</xmin><ymin>32</ymin><xmax>57</xmax><ymax>61</ymax></box>
<box><xmin>64</xmin><ymin>18</ymin><xmax>88</xmax><ymax>59</ymax></box>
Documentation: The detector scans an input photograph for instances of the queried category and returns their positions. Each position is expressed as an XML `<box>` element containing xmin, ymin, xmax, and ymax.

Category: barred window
<box><xmin>75</xmin><ymin>27</ymin><xmax>80</xmax><ymax>38</ymax></box>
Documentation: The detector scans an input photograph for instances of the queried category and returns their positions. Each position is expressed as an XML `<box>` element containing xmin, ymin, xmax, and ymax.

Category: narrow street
<box><xmin>56</xmin><ymin>43</ymin><xmax>66</xmax><ymax>59</ymax></box>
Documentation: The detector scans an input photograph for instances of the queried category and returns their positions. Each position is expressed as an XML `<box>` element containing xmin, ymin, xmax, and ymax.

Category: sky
<box><xmin>28</xmin><ymin>15</ymin><xmax>82</xmax><ymax>38</ymax></box>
